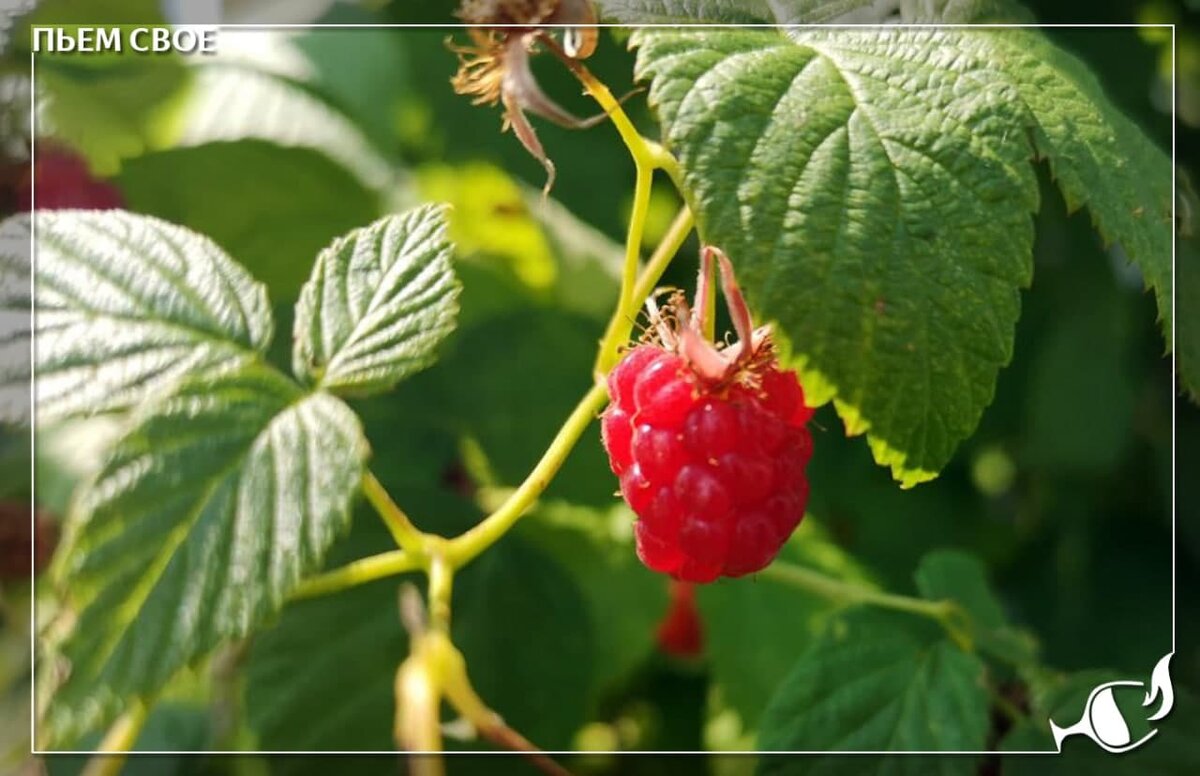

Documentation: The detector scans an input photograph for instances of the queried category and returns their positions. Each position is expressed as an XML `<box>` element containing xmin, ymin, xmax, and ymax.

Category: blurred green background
<box><xmin>0</xmin><ymin>0</ymin><xmax>1196</xmax><ymax>773</ymax></box>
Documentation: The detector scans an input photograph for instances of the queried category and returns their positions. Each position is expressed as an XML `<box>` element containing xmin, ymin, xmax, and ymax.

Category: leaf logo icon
<box><xmin>1049</xmin><ymin>653</ymin><xmax>1175</xmax><ymax>754</ymax></box>
<box><xmin>1144</xmin><ymin>652</ymin><xmax>1175</xmax><ymax>722</ymax></box>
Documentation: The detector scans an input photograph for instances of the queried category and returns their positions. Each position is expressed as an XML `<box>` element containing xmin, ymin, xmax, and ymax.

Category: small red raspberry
<box><xmin>15</xmin><ymin>146</ymin><xmax>123</xmax><ymax>212</ymax></box>
<box><xmin>656</xmin><ymin>580</ymin><xmax>703</xmax><ymax>657</ymax></box>
<box><xmin>601</xmin><ymin>247</ymin><xmax>813</xmax><ymax>583</ymax></box>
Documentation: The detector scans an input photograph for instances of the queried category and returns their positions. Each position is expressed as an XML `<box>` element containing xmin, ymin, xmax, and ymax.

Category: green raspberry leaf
<box><xmin>1181</xmin><ymin>237</ymin><xmax>1200</xmax><ymax>403</ymax></box>
<box><xmin>1000</xmin><ymin>34</ymin><xmax>1173</xmax><ymax>338</ymax></box>
<box><xmin>43</xmin><ymin>358</ymin><xmax>368</xmax><ymax>746</ymax></box>
<box><xmin>0</xmin><ymin>210</ymin><xmax>273</xmax><ymax>425</ymax></box>
<box><xmin>247</xmin><ymin>527</ymin><xmax>593</xmax><ymax>756</ymax></box>
<box><xmin>593</xmin><ymin>0</ymin><xmax>776</xmax><ymax>23</ymax></box>
<box><xmin>757</xmin><ymin>609</ymin><xmax>989</xmax><ymax>765</ymax></box>
<box><xmin>0</xmin><ymin>216</ymin><xmax>32</xmax><ymax>424</ymax></box>
<box><xmin>247</xmin><ymin>570</ymin><xmax>408</xmax><ymax>755</ymax></box>
<box><xmin>292</xmin><ymin>205</ymin><xmax>461</xmax><ymax>396</ymax></box>
<box><xmin>1002</xmin><ymin>668</ymin><xmax>1200</xmax><ymax>770</ymax></box>
<box><xmin>517</xmin><ymin>501</ymin><xmax>669</xmax><ymax>707</ymax></box>
<box><xmin>593</xmin><ymin>0</ymin><xmax>1028</xmax><ymax>23</ymax></box>
<box><xmin>914</xmin><ymin>549</ymin><xmax>1038</xmax><ymax>667</ymax></box>
<box><xmin>118</xmin><ymin>141</ymin><xmax>381</xmax><ymax>304</ymax></box>
<box><xmin>698</xmin><ymin>522</ymin><xmax>876</xmax><ymax>728</ymax></box>
<box><xmin>174</xmin><ymin>58</ymin><xmax>396</xmax><ymax>193</ymax></box>
<box><xmin>633</xmin><ymin>28</ymin><xmax>1171</xmax><ymax>486</ymax></box>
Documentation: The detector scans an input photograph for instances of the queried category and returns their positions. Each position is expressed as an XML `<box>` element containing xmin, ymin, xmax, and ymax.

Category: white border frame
<box><xmin>26</xmin><ymin>19</ymin><xmax>1178</xmax><ymax>759</ymax></box>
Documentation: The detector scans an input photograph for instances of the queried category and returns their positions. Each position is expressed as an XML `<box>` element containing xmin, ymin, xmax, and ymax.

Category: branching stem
<box><xmin>362</xmin><ymin>470</ymin><xmax>426</xmax><ymax>556</ymax></box>
<box><xmin>445</xmin><ymin>382</ymin><xmax>609</xmax><ymax>568</ymax></box>
<box><xmin>289</xmin><ymin>550</ymin><xmax>421</xmax><ymax>601</ymax></box>
<box><xmin>597</xmin><ymin>205</ymin><xmax>695</xmax><ymax>375</ymax></box>
<box><xmin>760</xmin><ymin>561</ymin><xmax>974</xmax><ymax>650</ymax></box>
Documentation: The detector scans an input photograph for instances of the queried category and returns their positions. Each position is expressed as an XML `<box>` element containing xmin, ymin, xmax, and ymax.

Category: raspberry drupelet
<box><xmin>601</xmin><ymin>247</ymin><xmax>813</xmax><ymax>583</ymax></box>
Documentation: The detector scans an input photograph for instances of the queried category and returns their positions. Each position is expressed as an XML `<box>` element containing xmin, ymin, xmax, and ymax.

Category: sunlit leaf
<box><xmin>43</xmin><ymin>358</ymin><xmax>367</xmax><ymax>745</ymax></box>
<box><xmin>292</xmin><ymin>205</ymin><xmax>460</xmax><ymax>396</ymax></box>
<box><xmin>4</xmin><ymin>210</ymin><xmax>272</xmax><ymax>424</ymax></box>
<box><xmin>758</xmin><ymin>609</ymin><xmax>988</xmax><ymax>768</ymax></box>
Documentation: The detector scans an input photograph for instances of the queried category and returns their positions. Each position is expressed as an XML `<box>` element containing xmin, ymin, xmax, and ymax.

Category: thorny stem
<box><xmin>209</xmin><ymin>641</ymin><xmax>252</xmax><ymax>751</ymax></box>
<box><xmin>760</xmin><ymin>561</ymin><xmax>974</xmax><ymax>651</ymax></box>
<box><xmin>540</xmin><ymin>38</ymin><xmax>691</xmax><ymax>377</ymax></box>
<box><xmin>395</xmin><ymin>586</ymin><xmax>568</xmax><ymax>773</ymax></box>
<box><xmin>80</xmin><ymin>701</ymin><xmax>148</xmax><ymax>776</ymax></box>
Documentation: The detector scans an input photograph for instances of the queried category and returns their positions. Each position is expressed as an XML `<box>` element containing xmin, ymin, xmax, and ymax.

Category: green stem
<box><xmin>991</xmin><ymin>688</ymin><xmax>1026</xmax><ymax>724</ymax></box>
<box><xmin>630</xmin><ymin>206</ymin><xmax>696</xmax><ymax>309</ymax></box>
<box><xmin>290</xmin><ymin>550</ymin><xmax>421</xmax><ymax>601</ymax></box>
<box><xmin>702</xmin><ymin>249</ymin><xmax>717</xmax><ymax>342</ymax></box>
<box><xmin>596</xmin><ymin>205</ymin><xmax>696</xmax><ymax>374</ymax></box>
<box><xmin>394</xmin><ymin>653</ymin><xmax>444</xmax><ymax>766</ymax></box>
<box><xmin>81</xmin><ymin>701</ymin><xmax>148</xmax><ymax>776</ymax></box>
<box><xmin>619</xmin><ymin>162</ymin><xmax>654</xmax><ymax>313</ymax></box>
<box><xmin>362</xmin><ymin>470</ymin><xmax>425</xmax><ymax>556</ymax></box>
<box><xmin>447</xmin><ymin>207</ymin><xmax>693</xmax><ymax>571</ymax></box>
<box><xmin>209</xmin><ymin>641</ymin><xmax>251</xmax><ymax>751</ymax></box>
<box><xmin>574</xmin><ymin>66</ymin><xmax>654</xmax><ymax>167</ymax></box>
<box><xmin>287</xmin><ymin>66</ymin><xmax>694</xmax><ymax>598</ymax></box>
<box><xmin>760</xmin><ymin>561</ymin><xmax>972</xmax><ymax>650</ymax></box>
<box><xmin>438</xmin><ymin>645</ymin><xmax>570</xmax><ymax>776</ymax></box>
<box><xmin>427</xmin><ymin>553</ymin><xmax>453</xmax><ymax>633</ymax></box>
<box><xmin>446</xmin><ymin>382</ymin><xmax>610</xmax><ymax>568</ymax></box>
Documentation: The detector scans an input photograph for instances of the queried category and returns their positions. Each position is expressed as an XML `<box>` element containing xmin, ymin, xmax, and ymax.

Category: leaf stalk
<box><xmin>760</xmin><ymin>561</ymin><xmax>974</xmax><ymax>650</ymax></box>
<box><xmin>289</xmin><ymin>550</ymin><xmax>421</xmax><ymax>601</ymax></box>
<box><xmin>362</xmin><ymin>470</ymin><xmax>426</xmax><ymax>556</ymax></box>
<box><xmin>80</xmin><ymin>701</ymin><xmax>148</xmax><ymax>776</ymax></box>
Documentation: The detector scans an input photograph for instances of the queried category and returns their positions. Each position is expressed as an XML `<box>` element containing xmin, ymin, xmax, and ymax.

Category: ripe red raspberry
<box><xmin>601</xmin><ymin>247</ymin><xmax>813</xmax><ymax>583</ymax></box>
<box><xmin>15</xmin><ymin>146</ymin><xmax>123</xmax><ymax>211</ymax></box>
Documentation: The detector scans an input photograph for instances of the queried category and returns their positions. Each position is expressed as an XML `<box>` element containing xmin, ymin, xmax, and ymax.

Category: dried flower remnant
<box><xmin>452</xmin><ymin>0</ymin><xmax>600</xmax><ymax>193</ymax></box>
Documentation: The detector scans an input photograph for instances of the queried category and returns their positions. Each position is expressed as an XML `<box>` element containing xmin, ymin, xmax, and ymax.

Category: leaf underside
<box><xmin>593</xmin><ymin>0</ymin><xmax>1031</xmax><ymax>23</ymax></box>
<box><xmin>633</xmin><ymin>28</ymin><xmax>1171</xmax><ymax>485</ymax></box>
<box><xmin>0</xmin><ymin>216</ymin><xmax>32</xmax><ymax>424</ymax></box>
<box><xmin>176</xmin><ymin>62</ymin><xmax>395</xmax><ymax>192</ymax></box>
<box><xmin>1</xmin><ymin>210</ymin><xmax>273</xmax><ymax>425</ymax></box>
<box><xmin>43</xmin><ymin>358</ymin><xmax>367</xmax><ymax>745</ymax></box>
